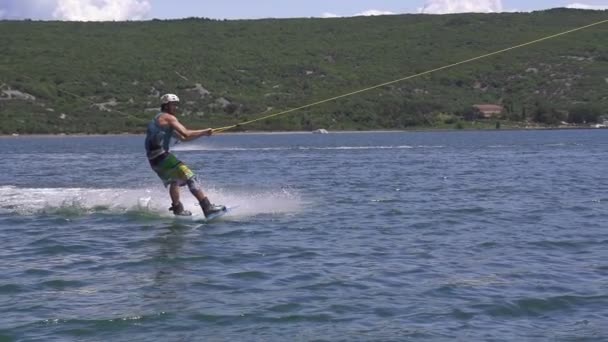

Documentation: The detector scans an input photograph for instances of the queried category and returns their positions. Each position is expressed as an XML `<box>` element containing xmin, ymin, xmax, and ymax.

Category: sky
<box><xmin>0</xmin><ymin>0</ymin><xmax>607</xmax><ymax>21</ymax></box>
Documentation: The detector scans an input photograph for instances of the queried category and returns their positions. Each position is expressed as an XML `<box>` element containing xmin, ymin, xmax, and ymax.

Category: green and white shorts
<box><xmin>149</xmin><ymin>153</ymin><xmax>195</xmax><ymax>187</ymax></box>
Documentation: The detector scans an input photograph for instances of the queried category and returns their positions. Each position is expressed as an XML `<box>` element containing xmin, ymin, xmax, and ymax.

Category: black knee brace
<box><xmin>186</xmin><ymin>177</ymin><xmax>201</xmax><ymax>193</ymax></box>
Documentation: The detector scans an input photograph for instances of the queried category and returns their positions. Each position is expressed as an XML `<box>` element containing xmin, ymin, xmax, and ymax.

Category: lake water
<box><xmin>1</xmin><ymin>130</ymin><xmax>607</xmax><ymax>341</ymax></box>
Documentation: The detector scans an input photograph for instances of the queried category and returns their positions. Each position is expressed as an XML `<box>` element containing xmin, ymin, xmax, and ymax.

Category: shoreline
<box><xmin>1</xmin><ymin>125</ymin><xmax>605</xmax><ymax>138</ymax></box>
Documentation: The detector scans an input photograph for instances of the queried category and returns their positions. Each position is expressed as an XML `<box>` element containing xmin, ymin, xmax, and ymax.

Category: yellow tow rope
<box><xmin>213</xmin><ymin>18</ymin><xmax>608</xmax><ymax>134</ymax></box>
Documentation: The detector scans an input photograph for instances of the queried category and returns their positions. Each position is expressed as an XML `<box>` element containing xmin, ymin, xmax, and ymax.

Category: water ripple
<box><xmin>2</xmin><ymin>131</ymin><xmax>607</xmax><ymax>340</ymax></box>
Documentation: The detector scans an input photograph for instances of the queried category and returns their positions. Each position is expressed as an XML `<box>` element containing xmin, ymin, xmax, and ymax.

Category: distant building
<box><xmin>473</xmin><ymin>104</ymin><xmax>504</xmax><ymax>119</ymax></box>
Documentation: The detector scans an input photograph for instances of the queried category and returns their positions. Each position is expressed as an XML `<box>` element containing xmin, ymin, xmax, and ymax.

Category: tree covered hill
<box><xmin>0</xmin><ymin>9</ymin><xmax>607</xmax><ymax>134</ymax></box>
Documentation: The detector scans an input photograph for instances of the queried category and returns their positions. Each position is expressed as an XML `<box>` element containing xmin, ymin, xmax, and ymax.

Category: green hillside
<box><xmin>0</xmin><ymin>9</ymin><xmax>607</xmax><ymax>134</ymax></box>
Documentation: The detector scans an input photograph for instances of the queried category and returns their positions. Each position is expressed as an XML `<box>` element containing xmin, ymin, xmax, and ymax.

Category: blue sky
<box><xmin>0</xmin><ymin>0</ymin><xmax>607</xmax><ymax>21</ymax></box>
<box><xmin>151</xmin><ymin>0</ymin><xmax>608</xmax><ymax>19</ymax></box>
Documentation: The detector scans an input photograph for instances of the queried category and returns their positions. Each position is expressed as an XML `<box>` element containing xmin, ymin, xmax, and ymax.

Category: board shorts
<box><xmin>149</xmin><ymin>152</ymin><xmax>195</xmax><ymax>187</ymax></box>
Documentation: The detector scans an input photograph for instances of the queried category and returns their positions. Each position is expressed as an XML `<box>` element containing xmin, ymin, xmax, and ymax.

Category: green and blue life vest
<box><xmin>145</xmin><ymin>113</ymin><xmax>175</xmax><ymax>160</ymax></box>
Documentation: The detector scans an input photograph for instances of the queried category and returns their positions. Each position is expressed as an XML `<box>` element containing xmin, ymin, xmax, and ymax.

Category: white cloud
<box><xmin>0</xmin><ymin>0</ymin><xmax>151</xmax><ymax>21</ymax></box>
<box><xmin>53</xmin><ymin>0</ymin><xmax>151</xmax><ymax>21</ymax></box>
<box><xmin>566</xmin><ymin>2</ymin><xmax>608</xmax><ymax>10</ymax></box>
<box><xmin>354</xmin><ymin>9</ymin><xmax>395</xmax><ymax>16</ymax></box>
<box><xmin>321</xmin><ymin>9</ymin><xmax>394</xmax><ymax>18</ymax></box>
<box><xmin>419</xmin><ymin>0</ymin><xmax>503</xmax><ymax>14</ymax></box>
<box><xmin>321</xmin><ymin>12</ymin><xmax>339</xmax><ymax>18</ymax></box>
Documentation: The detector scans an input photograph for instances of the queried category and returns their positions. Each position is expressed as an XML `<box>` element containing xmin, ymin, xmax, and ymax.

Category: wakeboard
<box><xmin>175</xmin><ymin>206</ymin><xmax>236</xmax><ymax>223</ymax></box>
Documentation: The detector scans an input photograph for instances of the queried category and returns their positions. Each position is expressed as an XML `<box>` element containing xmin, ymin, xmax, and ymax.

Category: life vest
<box><xmin>145</xmin><ymin>112</ymin><xmax>174</xmax><ymax>159</ymax></box>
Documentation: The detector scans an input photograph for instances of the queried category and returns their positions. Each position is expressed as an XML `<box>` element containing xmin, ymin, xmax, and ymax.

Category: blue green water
<box><xmin>1</xmin><ymin>130</ymin><xmax>607</xmax><ymax>341</ymax></box>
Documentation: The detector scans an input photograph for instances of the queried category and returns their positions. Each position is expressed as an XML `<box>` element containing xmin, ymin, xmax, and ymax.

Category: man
<box><xmin>145</xmin><ymin>93</ymin><xmax>225</xmax><ymax>217</ymax></box>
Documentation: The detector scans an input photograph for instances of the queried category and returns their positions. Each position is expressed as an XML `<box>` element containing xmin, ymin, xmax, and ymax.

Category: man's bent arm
<box><xmin>163</xmin><ymin>115</ymin><xmax>213</xmax><ymax>141</ymax></box>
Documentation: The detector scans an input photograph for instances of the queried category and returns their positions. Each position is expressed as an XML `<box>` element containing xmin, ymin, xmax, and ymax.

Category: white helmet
<box><xmin>160</xmin><ymin>93</ymin><xmax>180</xmax><ymax>104</ymax></box>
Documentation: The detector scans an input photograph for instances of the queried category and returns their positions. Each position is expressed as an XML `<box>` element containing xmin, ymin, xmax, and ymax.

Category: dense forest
<box><xmin>0</xmin><ymin>8</ymin><xmax>607</xmax><ymax>134</ymax></box>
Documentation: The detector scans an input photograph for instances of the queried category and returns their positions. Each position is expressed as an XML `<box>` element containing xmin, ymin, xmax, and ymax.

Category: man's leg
<box><xmin>185</xmin><ymin>177</ymin><xmax>225</xmax><ymax>217</ymax></box>
<box><xmin>170</xmin><ymin>182</ymin><xmax>181</xmax><ymax>204</ymax></box>
<box><xmin>166</xmin><ymin>155</ymin><xmax>225</xmax><ymax>218</ymax></box>
<box><xmin>190</xmin><ymin>188</ymin><xmax>206</xmax><ymax>202</ymax></box>
<box><xmin>168</xmin><ymin>182</ymin><xmax>191</xmax><ymax>216</ymax></box>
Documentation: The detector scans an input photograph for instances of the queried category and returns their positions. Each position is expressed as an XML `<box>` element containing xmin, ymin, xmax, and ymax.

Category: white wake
<box><xmin>0</xmin><ymin>185</ymin><xmax>302</xmax><ymax>218</ymax></box>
